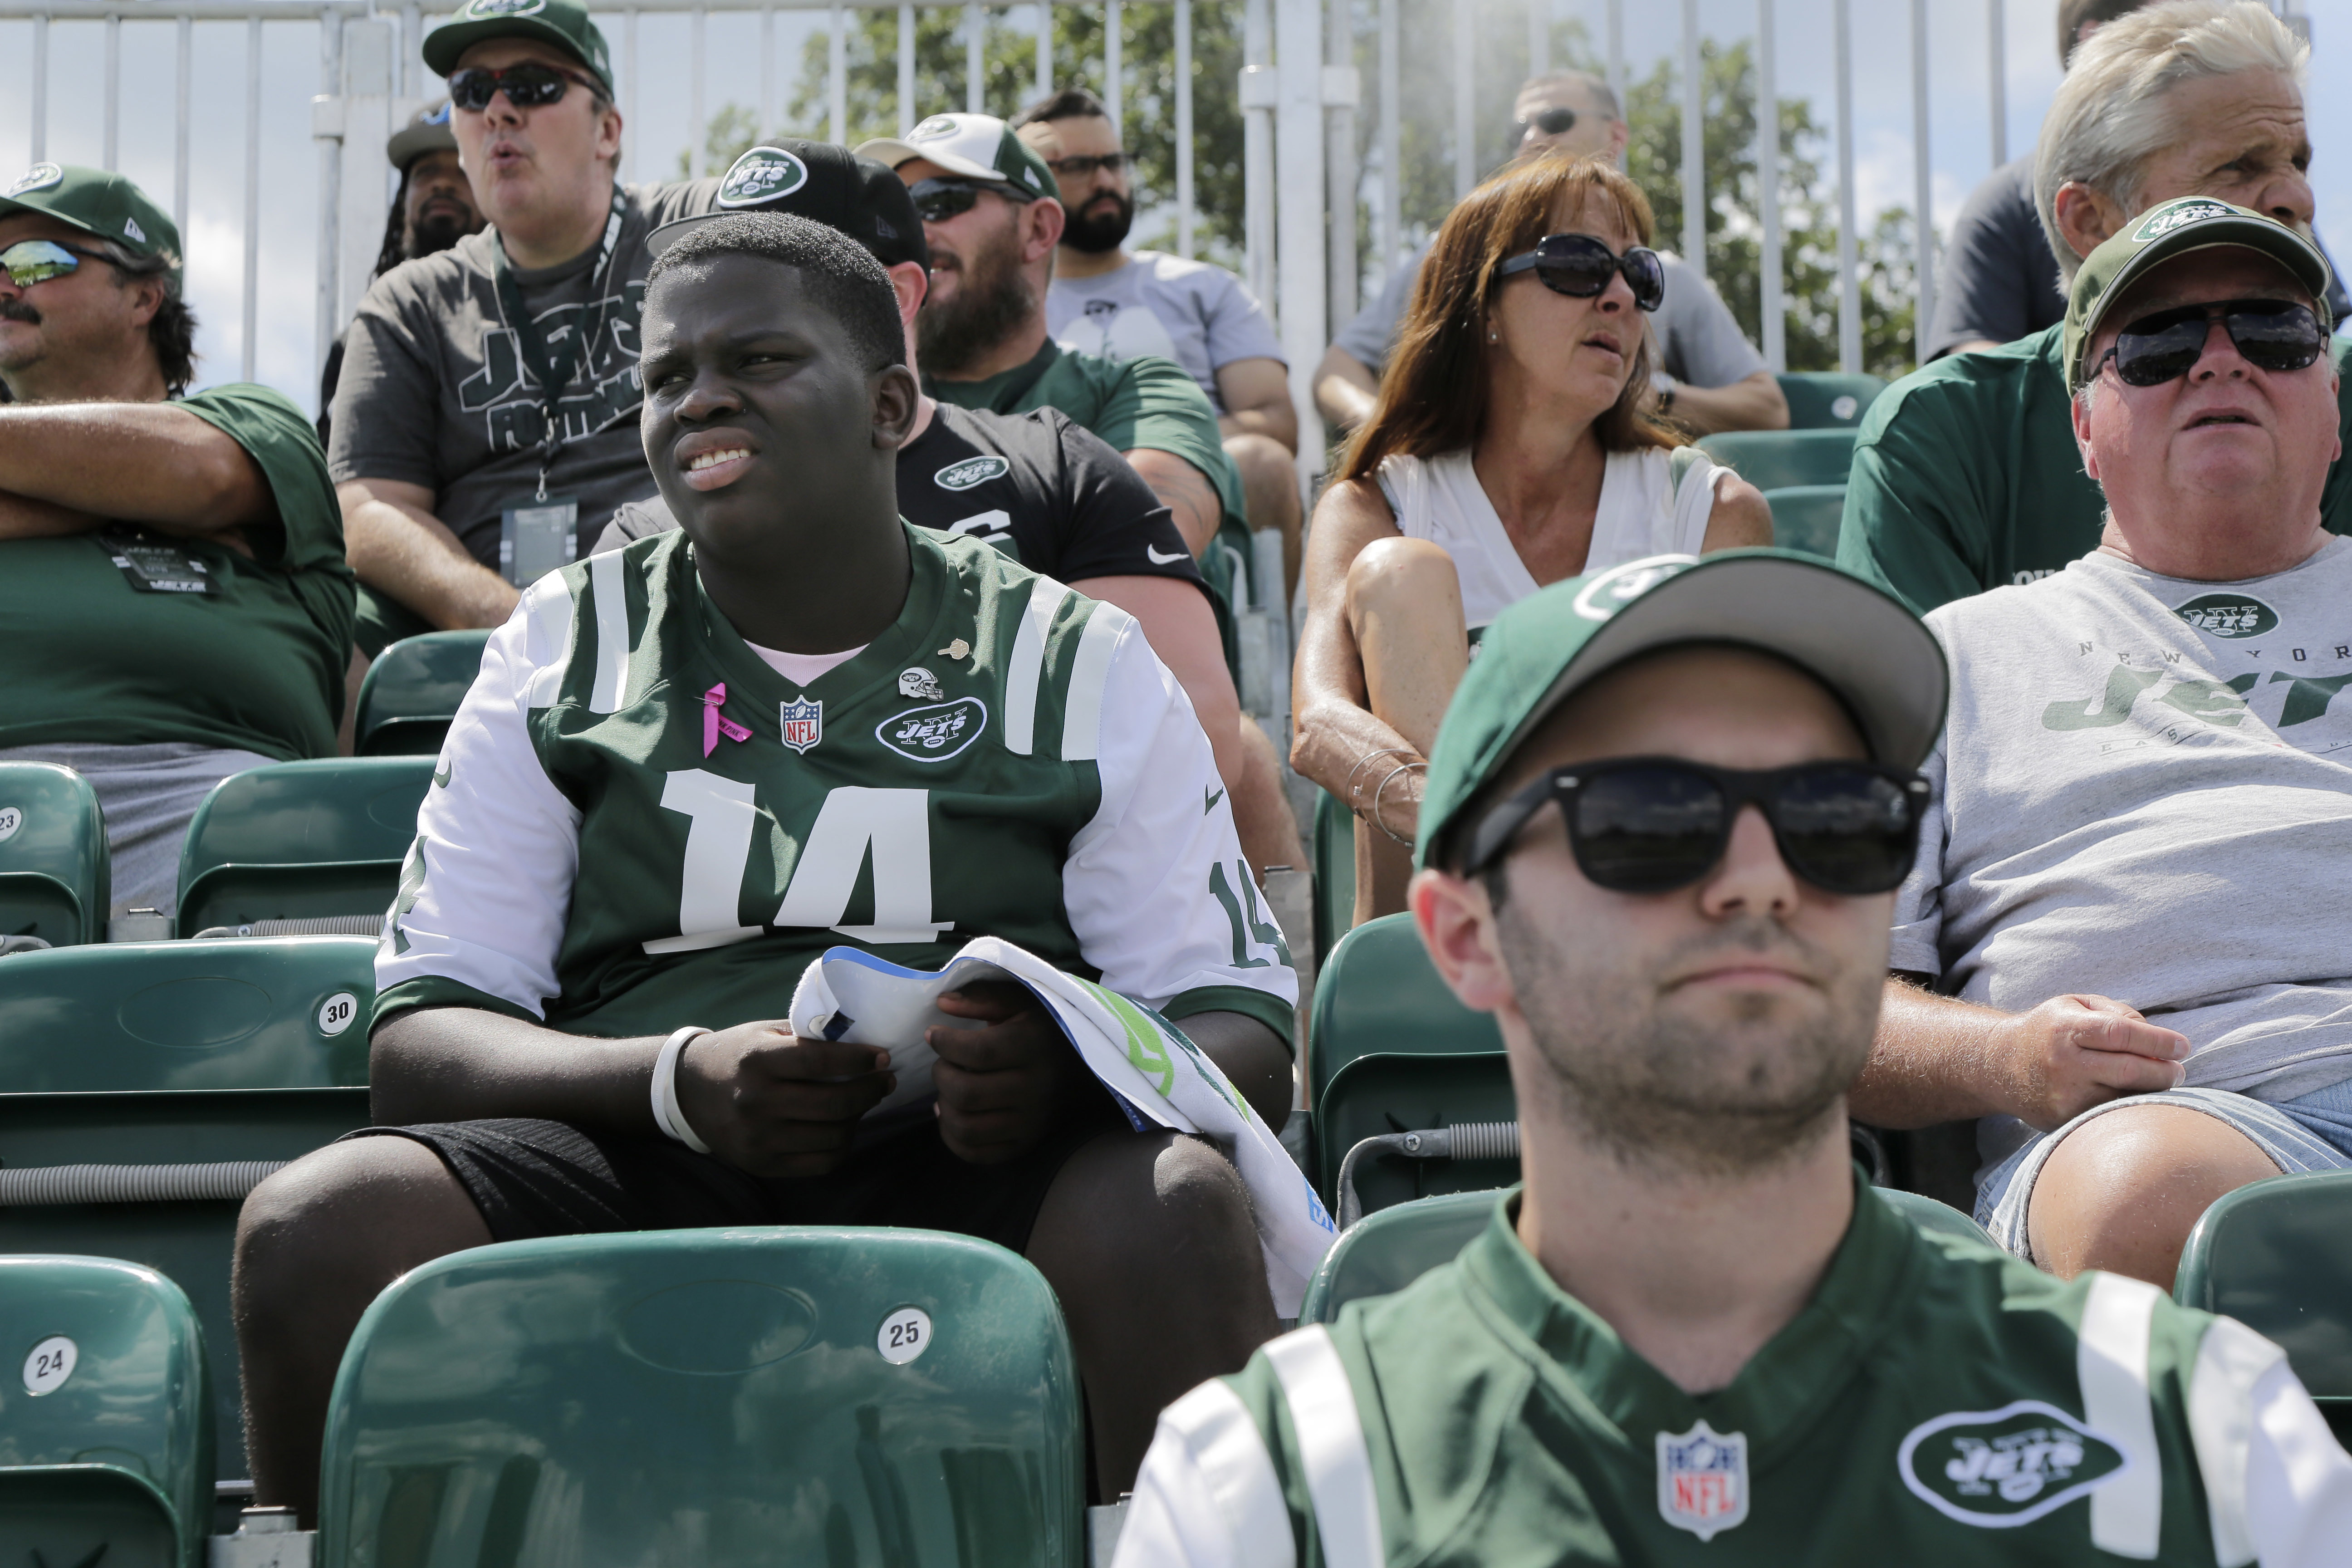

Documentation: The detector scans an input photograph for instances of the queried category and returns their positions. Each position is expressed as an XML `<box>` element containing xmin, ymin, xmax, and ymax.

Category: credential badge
<box><xmin>898</xmin><ymin>666</ymin><xmax>944</xmax><ymax>701</ymax></box>
<box><xmin>780</xmin><ymin>696</ymin><xmax>823</xmax><ymax>755</ymax></box>
<box><xmin>1656</xmin><ymin>1420</ymin><xmax>1749</xmax><ymax>1541</ymax></box>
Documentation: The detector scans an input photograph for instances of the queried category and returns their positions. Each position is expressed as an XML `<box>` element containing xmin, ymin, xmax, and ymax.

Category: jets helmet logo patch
<box><xmin>911</xmin><ymin>115</ymin><xmax>960</xmax><ymax>140</ymax></box>
<box><xmin>876</xmin><ymin>697</ymin><xmax>987</xmax><ymax>762</ymax></box>
<box><xmin>1898</xmin><ymin>1400</ymin><xmax>2129</xmax><ymax>1528</ymax></box>
<box><xmin>5</xmin><ymin>163</ymin><xmax>63</xmax><ymax>197</ymax></box>
<box><xmin>2131</xmin><ymin>199</ymin><xmax>2233</xmax><ymax>242</ymax></box>
<box><xmin>1573</xmin><ymin>554</ymin><xmax>1698</xmax><ymax>622</ymax></box>
<box><xmin>936</xmin><ymin>455</ymin><xmax>1009</xmax><ymax>491</ymax></box>
<box><xmin>1656</xmin><ymin>1420</ymin><xmax>1748</xmax><ymax>1540</ymax></box>
<box><xmin>718</xmin><ymin>147</ymin><xmax>809</xmax><ymax>209</ymax></box>
<box><xmin>780</xmin><ymin>697</ymin><xmax>824</xmax><ymax>755</ymax></box>
<box><xmin>463</xmin><ymin>0</ymin><xmax>548</xmax><ymax>16</ymax></box>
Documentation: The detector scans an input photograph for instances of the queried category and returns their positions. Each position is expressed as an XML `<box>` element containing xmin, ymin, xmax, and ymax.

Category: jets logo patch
<box><xmin>911</xmin><ymin>115</ymin><xmax>960</xmax><ymax>140</ymax></box>
<box><xmin>876</xmin><ymin>697</ymin><xmax>987</xmax><ymax>762</ymax></box>
<box><xmin>1573</xmin><ymin>554</ymin><xmax>1698</xmax><ymax>622</ymax></box>
<box><xmin>936</xmin><ymin>455</ymin><xmax>1009</xmax><ymax>491</ymax></box>
<box><xmin>463</xmin><ymin>0</ymin><xmax>548</xmax><ymax>15</ymax></box>
<box><xmin>5</xmin><ymin>163</ymin><xmax>63</xmax><ymax>197</ymax></box>
<box><xmin>1656</xmin><ymin>1420</ymin><xmax>1748</xmax><ymax>1540</ymax></box>
<box><xmin>1897</xmin><ymin>1400</ymin><xmax>2128</xmax><ymax>1528</ymax></box>
<box><xmin>718</xmin><ymin>147</ymin><xmax>809</xmax><ymax>209</ymax></box>
<box><xmin>2131</xmin><ymin>199</ymin><xmax>2233</xmax><ymax>242</ymax></box>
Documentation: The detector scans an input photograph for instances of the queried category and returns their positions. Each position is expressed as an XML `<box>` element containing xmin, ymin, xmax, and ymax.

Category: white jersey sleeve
<box><xmin>375</xmin><ymin>580</ymin><xmax>584</xmax><ymax>1018</ymax></box>
<box><xmin>1063</xmin><ymin>605</ymin><xmax>1298</xmax><ymax>1019</ymax></box>
<box><xmin>1112</xmin><ymin>1381</ymin><xmax>1298</xmax><ymax>1568</ymax></box>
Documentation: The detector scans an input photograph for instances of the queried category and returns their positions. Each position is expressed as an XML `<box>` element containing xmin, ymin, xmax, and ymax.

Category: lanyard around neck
<box><xmin>493</xmin><ymin>185</ymin><xmax>626</xmax><ymax>498</ymax></box>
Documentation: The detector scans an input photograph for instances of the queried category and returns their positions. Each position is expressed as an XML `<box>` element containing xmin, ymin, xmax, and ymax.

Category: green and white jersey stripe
<box><xmin>377</xmin><ymin>524</ymin><xmax>1295</xmax><ymax>1044</ymax></box>
<box><xmin>1114</xmin><ymin>1186</ymin><xmax>2352</xmax><ymax>1567</ymax></box>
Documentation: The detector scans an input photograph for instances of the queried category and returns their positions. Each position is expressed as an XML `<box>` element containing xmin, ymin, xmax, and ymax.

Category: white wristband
<box><xmin>651</xmin><ymin>1026</ymin><xmax>713</xmax><ymax>1153</ymax></box>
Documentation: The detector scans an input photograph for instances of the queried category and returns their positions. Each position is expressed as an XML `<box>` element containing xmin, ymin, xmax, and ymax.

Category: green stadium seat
<box><xmin>316</xmin><ymin>1227</ymin><xmax>1084</xmax><ymax>1566</ymax></box>
<box><xmin>176</xmin><ymin>757</ymin><xmax>433</xmax><ymax>937</ymax></box>
<box><xmin>1775</xmin><ymin>372</ymin><xmax>1888</xmax><ymax>429</ymax></box>
<box><xmin>1310</xmin><ymin>914</ymin><xmax>1511</xmax><ymax>1218</ymax></box>
<box><xmin>0</xmin><ymin>1255</ymin><xmax>215</xmax><ymax>1568</ymax></box>
<box><xmin>0</xmin><ymin>761</ymin><xmax>109</xmax><ymax>947</ymax></box>
<box><xmin>352</xmin><ymin>630</ymin><xmax>490</xmax><ymax>756</ymax></box>
<box><xmin>0</xmin><ymin>938</ymin><xmax>377</xmax><ymax>1483</ymax></box>
<box><xmin>1696</xmin><ymin>428</ymin><xmax>1858</xmax><ymax>491</ymax></box>
<box><xmin>2175</xmin><ymin>1170</ymin><xmax>2352</xmax><ymax>1436</ymax></box>
<box><xmin>1311</xmin><ymin>789</ymin><xmax>1357</xmax><ymax>973</ymax></box>
<box><xmin>1872</xmin><ymin>1186</ymin><xmax>1997</xmax><ymax>1247</ymax></box>
<box><xmin>1763</xmin><ymin>484</ymin><xmax>1846</xmax><ymax>559</ymax></box>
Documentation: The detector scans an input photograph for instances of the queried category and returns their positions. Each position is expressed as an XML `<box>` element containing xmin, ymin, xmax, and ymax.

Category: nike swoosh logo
<box><xmin>1204</xmin><ymin>786</ymin><xmax>1225</xmax><ymax>813</ymax></box>
<box><xmin>1147</xmin><ymin>545</ymin><xmax>1188</xmax><ymax>565</ymax></box>
<box><xmin>432</xmin><ymin>765</ymin><xmax>451</xmax><ymax>789</ymax></box>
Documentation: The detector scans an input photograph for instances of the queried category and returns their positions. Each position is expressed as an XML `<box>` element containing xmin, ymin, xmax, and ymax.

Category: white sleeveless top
<box><xmin>1374</xmin><ymin>447</ymin><xmax>1725</xmax><ymax>630</ymax></box>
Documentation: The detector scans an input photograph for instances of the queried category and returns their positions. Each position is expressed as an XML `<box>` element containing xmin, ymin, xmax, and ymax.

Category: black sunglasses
<box><xmin>447</xmin><ymin>62</ymin><xmax>602</xmax><ymax>113</ymax></box>
<box><xmin>1497</xmin><ymin>232</ymin><xmax>1665</xmax><ymax>313</ymax></box>
<box><xmin>1046</xmin><ymin>152</ymin><xmax>1128</xmax><ymax>178</ymax></box>
<box><xmin>0</xmin><ymin>238</ymin><xmax>109</xmax><ymax>289</ymax></box>
<box><xmin>2094</xmin><ymin>297</ymin><xmax>2327</xmax><ymax>387</ymax></box>
<box><xmin>1516</xmin><ymin>106</ymin><xmax>1579</xmax><ymax>139</ymax></box>
<box><xmin>907</xmin><ymin>177</ymin><xmax>1031</xmax><ymax>224</ymax></box>
<box><xmin>1464</xmin><ymin>757</ymin><xmax>1931</xmax><ymax>896</ymax></box>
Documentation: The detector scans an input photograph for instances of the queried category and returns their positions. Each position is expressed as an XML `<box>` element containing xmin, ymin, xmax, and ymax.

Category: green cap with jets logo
<box><xmin>1414</xmin><ymin>549</ymin><xmax>1949</xmax><ymax>870</ymax></box>
<box><xmin>855</xmin><ymin>113</ymin><xmax>1059</xmax><ymax>205</ymax></box>
<box><xmin>2064</xmin><ymin>196</ymin><xmax>2333</xmax><ymax>393</ymax></box>
<box><xmin>0</xmin><ymin>163</ymin><xmax>182</xmax><ymax>288</ymax></box>
<box><xmin>423</xmin><ymin>0</ymin><xmax>615</xmax><ymax>99</ymax></box>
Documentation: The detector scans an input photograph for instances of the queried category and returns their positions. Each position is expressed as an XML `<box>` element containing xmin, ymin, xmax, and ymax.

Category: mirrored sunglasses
<box><xmin>447</xmin><ymin>62</ymin><xmax>600</xmax><ymax>112</ymax></box>
<box><xmin>2095</xmin><ymin>297</ymin><xmax>2327</xmax><ymax>388</ymax></box>
<box><xmin>1496</xmin><ymin>231</ymin><xmax>1665</xmax><ymax>313</ymax></box>
<box><xmin>0</xmin><ymin>239</ymin><xmax>106</xmax><ymax>289</ymax></box>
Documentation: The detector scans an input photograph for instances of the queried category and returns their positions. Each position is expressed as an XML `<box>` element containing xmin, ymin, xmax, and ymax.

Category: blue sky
<box><xmin>0</xmin><ymin>0</ymin><xmax>2342</xmax><ymax>409</ymax></box>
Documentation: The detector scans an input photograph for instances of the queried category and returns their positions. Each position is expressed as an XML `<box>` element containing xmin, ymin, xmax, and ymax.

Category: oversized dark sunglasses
<box><xmin>2093</xmin><ymin>297</ymin><xmax>2327</xmax><ymax>387</ymax></box>
<box><xmin>1463</xmin><ymin>757</ymin><xmax>1931</xmax><ymax>896</ymax></box>
<box><xmin>907</xmin><ymin>177</ymin><xmax>1031</xmax><ymax>223</ymax></box>
<box><xmin>1515</xmin><ymin>106</ymin><xmax>1579</xmax><ymax>139</ymax></box>
<box><xmin>447</xmin><ymin>62</ymin><xmax>602</xmax><ymax>112</ymax></box>
<box><xmin>1047</xmin><ymin>152</ymin><xmax>1129</xmax><ymax>177</ymax></box>
<box><xmin>1496</xmin><ymin>232</ymin><xmax>1665</xmax><ymax>313</ymax></box>
<box><xmin>0</xmin><ymin>238</ymin><xmax>108</xmax><ymax>289</ymax></box>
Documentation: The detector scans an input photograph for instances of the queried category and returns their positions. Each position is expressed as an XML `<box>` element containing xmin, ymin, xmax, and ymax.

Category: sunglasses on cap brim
<box><xmin>907</xmin><ymin>177</ymin><xmax>1033</xmax><ymax>223</ymax></box>
<box><xmin>1496</xmin><ymin>232</ymin><xmax>1665</xmax><ymax>313</ymax></box>
<box><xmin>447</xmin><ymin>62</ymin><xmax>603</xmax><ymax>112</ymax></box>
<box><xmin>2092</xmin><ymin>297</ymin><xmax>2327</xmax><ymax>388</ymax></box>
<box><xmin>0</xmin><ymin>238</ymin><xmax>111</xmax><ymax>289</ymax></box>
<box><xmin>1462</xmin><ymin>756</ymin><xmax>1931</xmax><ymax>897</ymax></box>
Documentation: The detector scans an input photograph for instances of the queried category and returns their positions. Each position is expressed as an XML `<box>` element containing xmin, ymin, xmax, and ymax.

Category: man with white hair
<box><xmin>1841</xmin><ymin>0</ymin><xmax>2352</xmax><ymax>615</ymax></box>
<box><xmin>1852</xmin><ymin>198</ymin><xmax>2352</xmax><ymax>1292</ymax></box>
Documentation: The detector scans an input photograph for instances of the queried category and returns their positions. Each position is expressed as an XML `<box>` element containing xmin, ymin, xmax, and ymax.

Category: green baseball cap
<box><xmin>856</xmin><ymin>113</ymin><xmax>1059</xmax><ymax>204</ymax></box>
<box><xmin>1415</xmin><ymin>549</ymin><xmax>1950</xmax><ymax>872</ymax></box>
<box><xmin>2064</xmin><ymin>196</ymin><xmax>2334</xmax><ymax>393</ymax></box>
<box><xmin>0</xmin><ymin>163</ymin><xmax>181</xmax><ymax>287</ymax></box>
<box><xmin>424</xmin><ymin>0</ymin><xmax>615</xmax><ymax>99</ymax></box>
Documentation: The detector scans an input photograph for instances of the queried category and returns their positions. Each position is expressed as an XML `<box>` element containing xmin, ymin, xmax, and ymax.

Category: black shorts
<box><xmin>348</xmin><ymin>1091</ymin><xmax>1131</xmax><ymax>1254</ymax></box>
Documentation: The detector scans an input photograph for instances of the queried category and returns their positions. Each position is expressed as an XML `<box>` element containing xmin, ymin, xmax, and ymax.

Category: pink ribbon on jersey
<box><xmin>702</xmin><ymin>683</ymin><xmax>750</xmax><ymax>756</ymax></box>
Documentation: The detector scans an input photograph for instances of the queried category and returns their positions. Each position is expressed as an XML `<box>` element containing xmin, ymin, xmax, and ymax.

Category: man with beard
<box><xmin>861</xmin><ymin>113</ymin><xmax>1305</xmax><ymax>877</ymax></box>
<box><xmin>1112</xmin><ymin>550</ymin><xmax>2352</xmax><ymax>1565</ymax></box>
<box><xmin>1015</xmin><ymin>89</ymin><xmax>1303</xmax><ymax>598</ymax></box>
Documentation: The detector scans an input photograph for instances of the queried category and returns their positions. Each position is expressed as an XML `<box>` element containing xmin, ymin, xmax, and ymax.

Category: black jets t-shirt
<box><xmin>596</xmin><ymin>403</ymin><xmax>1209</xmax><ymax>601</ymax></box>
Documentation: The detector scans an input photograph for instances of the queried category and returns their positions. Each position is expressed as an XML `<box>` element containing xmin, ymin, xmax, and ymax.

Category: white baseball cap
<box><xmin>855</xmin><ymin>113</ymin><xmax>1058</xmax><ymax>201</ymax></box>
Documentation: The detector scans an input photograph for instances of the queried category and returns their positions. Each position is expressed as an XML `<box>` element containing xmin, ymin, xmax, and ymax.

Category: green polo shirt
<box><xmin>1836</xmin><ymin>323</ymin><xmax>2352</xmax><ymax>614</ymax></box>
<box><xmin>1172</xmin><ymin>1183</ymin><xmax>2291</xmax><ymax>1564</ymax></box>
<box><xmin>0</xmin><ymin>384</ymin><xmax>355</xmax><ymax>759</ymax></box>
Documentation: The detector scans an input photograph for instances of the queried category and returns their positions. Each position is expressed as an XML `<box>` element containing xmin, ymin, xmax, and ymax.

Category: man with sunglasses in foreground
<box><xmin>328</xmin><ymin>0</ymin><xmax>810</xmax><ymax>657</ymax></box>
<box><xmin>1851</xmin><ymin>201</ymin><xmax>2352</xmax><ymax>1295</ymax></box>
<box><xmin>0</xmin><ymin>164</ymin><xmax>353</xmax><ymax>923</ymax></box>
<box><xmin>1117</xmin><ymin>549</ymin><xmax>2352</xmax><ymax>1564</ymax></box>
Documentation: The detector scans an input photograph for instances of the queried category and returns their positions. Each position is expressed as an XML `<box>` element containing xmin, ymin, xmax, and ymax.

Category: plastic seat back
<box><xmin>0</xmin><ymin>938</ymin><xmax>376</xmax><ymax>1484</ymax></box>
<box><xmin>2176</xmin><ymin>1171</ymin><xmax>2352</xmax><ymax>1406</ymax></box>
<box><xmin>1310</xmin><ymin>789</ymin><xmax>1357</xmax><ymax>971</ymax></box>
<box><xmin>1298</xmin><ymin>1190</ymin><xmax>1494</xmax><ymax>1324</ymax></box>
<box><xmin>1695</xmin><ymin>429</ymin><xmax>1859</xmax><ymax>491</ymax></box>
<box><xmin>1775</xmin><ymin>372</ymin><xmax>1888</xmax><ymax>429</ymax></box>
<box><xmin>1872</xmin><ymin>1186</ymin><xmax>1997</xmax><ymax>1247</ymax></box>
<box><xmin>353</xmin><ymin>631</ymin><xmax>491</xmax><ymax>756</ymax></box>
<box><xmin>1309</xmin><ymin>915</ymin><xmax>1511</xmax><ymax>1215</ymax></box>
<box><xmin>318</xmin><ymin>1227</ymin><xmax>1085</xmax><ymax>1567</ymax></box>
<box><xmin>176</xmin><ymin>757</ymin><xmax>434</xmax><ymax>936</ymax></box>
<box><xmin>0</xmin><ymin>1255</ymin><xmax>213</xmax><ymax>1568</ymax></box>
<box><xmin>0</xmin><ymin>762</ymin><xmax>109</xmax><ymax>946</ymax></box>
<box><xmin>1764</xmin><ymin>485</ymin><xmax>1846</xmax><ymax>559</ymax></box>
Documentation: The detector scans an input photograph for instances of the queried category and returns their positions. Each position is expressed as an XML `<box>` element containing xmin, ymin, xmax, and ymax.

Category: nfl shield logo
<box><xmin>780</xmin><ymin>697</ymin><xmax>823</xmax><ymax>754</ymax></box>
<box><xmin>1656</xmin><ymin>1420</ymin><xmax>1749</xmax><ymax>1541</ymax></box>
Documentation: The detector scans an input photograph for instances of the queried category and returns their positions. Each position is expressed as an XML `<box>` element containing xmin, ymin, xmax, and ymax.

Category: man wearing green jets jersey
<box><xmin>235</xmin><ymin>212</ymin><xmax>1297</xmax><ymax>1522</ymax></box>
<box><xmin>1114</xmin><ymin>550</ymin><xmax>2352</xmax><ymax>1566</ymax></box>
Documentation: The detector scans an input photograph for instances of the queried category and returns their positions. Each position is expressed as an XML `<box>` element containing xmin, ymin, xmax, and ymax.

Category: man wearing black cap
<box><xmin>599</xmin><ymin>144</ymin><xmax>1259</xmax><ymax>872</ymax></box>
<box><xmin>0</xmin><ymin>164</ymin><xmax>353</xmax><ymax>921</ymax></box>
<box><xmin>330</xmin><ymin>0</ymin><xmax>812</xmax><ymax>656</ymax></box>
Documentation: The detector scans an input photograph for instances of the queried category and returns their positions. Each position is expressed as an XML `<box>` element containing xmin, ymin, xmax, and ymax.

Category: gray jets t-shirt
<box><xmin>328</xmin><ymin>179</ymin><xmax>720</xmax><ymax>564</ymax></box>
<box><xmin>1894</xmin><ymin>537</ymin><xmax>2352</xmax><ymax>1101</ymax></box>
<box><xmin>1045</xmin><ymin>250</ymin><xmax>1284</xmax><ymax>414</ymax></box>
<box><xmin>1333</xmin><ymin>241</ymin><xmax>1766</xmax><ymax>390</ymax></box>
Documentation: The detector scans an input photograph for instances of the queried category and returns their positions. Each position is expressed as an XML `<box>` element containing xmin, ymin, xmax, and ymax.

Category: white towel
<box><xmin>790</xmin><ymin>936</ymin><xmax>1337</xmax><ymax>1315</ymax></box>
